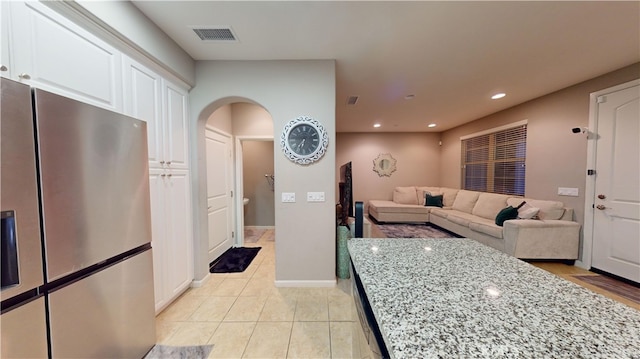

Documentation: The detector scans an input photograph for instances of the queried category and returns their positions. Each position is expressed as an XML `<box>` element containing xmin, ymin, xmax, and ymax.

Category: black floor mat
<box><xmin>209</xmin><ymin>247</ymin><xmax>261</xmax><ymax>273</ymax></box>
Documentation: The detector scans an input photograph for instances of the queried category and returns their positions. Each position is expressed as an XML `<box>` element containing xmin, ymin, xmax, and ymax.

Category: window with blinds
<box><xmin>461</xmin><ymin>124</ymin><xmax>527</xmax><ymax>195</ymax></box>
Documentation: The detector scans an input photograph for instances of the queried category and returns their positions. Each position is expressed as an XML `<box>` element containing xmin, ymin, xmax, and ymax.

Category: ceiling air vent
<box><xmin>346</xmin><ymin>96</ymin><xmax>359</xmax><ymax>105</ymax></box>
<box><xmin>191</xmin><ymin>27</ymin><xmax>238</xmax><ymax>42</ymax></box>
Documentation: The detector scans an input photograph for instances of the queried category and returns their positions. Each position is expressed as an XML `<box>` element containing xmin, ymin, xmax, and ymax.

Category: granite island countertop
<box><xmin>347</xmin><ymin>238</ymin><xmax>640</xmax><ymax>359</ymax></box>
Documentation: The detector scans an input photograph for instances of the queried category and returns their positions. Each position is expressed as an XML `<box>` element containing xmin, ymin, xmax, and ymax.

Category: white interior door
<box><xmin>206</xmin><ymin>129</ymin><xmax>234</xmax><ymax>263</ymax></box>
<box><xmin>591</xmin><ymin>83</ymin><xmax>640</xmax><ymax>283</ymax></box>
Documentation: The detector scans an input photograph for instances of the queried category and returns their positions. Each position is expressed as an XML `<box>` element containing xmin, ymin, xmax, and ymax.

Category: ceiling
<box><xmin>131</xmin><ymin>1</ymin><xmax>639</xmax><ymax>133</ymax></box>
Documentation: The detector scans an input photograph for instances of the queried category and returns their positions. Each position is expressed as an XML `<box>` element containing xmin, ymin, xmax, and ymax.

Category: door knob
<box><xmin>18</xmin><ymin>73</ymin><xmax>31</xmax><ymax>80</ymax></box>
<box><xmin>0</xmin><ymin>65</ymin><xmax>7</xmax><ymax>72</ymax></box>
<box><xmin>597</xmin><ymin>194</ymin><xmax>606</xmax><ymax>199</ymax></box>
<box><xmin>596</xmin><ymin>204</ymin><xmax>607</xmax><ymax>210</ymax></box>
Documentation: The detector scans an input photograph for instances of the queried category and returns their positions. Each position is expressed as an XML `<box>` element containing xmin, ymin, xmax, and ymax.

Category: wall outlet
<box><xmin>307</xmin><ymin>192</ymin><xmax>325</xmax><ymax>202</ymax></box>
<box><xmin>281</xmin><ymin>192</ymin><xmax>296</xmax><ymax>203</ymax></box>
<box><xmin>558</xmin><ymin>187</ymin><xmax>579</xmax><ymax>197</ymax></box>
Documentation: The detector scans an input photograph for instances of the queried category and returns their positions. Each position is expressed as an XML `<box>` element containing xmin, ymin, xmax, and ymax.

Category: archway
<box><xmin>193</xmin><ymin>97</ymin><xmax>274</xmax><ymax>281</ymax></box>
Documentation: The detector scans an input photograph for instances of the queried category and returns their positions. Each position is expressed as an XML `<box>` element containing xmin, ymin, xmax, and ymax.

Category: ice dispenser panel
<box><xmin>1</xmin><ymin>210</ymin><xmax>20</xmax><ymax>289</ymax></box>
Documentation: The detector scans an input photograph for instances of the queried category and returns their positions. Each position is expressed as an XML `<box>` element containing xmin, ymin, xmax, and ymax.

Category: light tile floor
<box><xmin>155</xmin><ymin>230</ymin><xmax>371</xmax><ymax>358</ymax></box>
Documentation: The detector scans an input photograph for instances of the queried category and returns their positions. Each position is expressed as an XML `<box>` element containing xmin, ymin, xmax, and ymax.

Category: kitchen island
<box><xmin>347</xmin><ymin>238</ymin><xmax>640</xmax><ymax>358</ymax></box>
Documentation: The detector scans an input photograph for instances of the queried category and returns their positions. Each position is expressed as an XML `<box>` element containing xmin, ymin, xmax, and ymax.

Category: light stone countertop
<box><xmin>347</xmin><ymin>237</ymin><xmax>640</xmax><ymax>359</ymax></box>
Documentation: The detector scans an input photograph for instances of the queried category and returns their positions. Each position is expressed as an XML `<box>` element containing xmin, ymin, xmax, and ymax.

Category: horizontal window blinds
<box><xmin>462</xmin><ymin>124</ymin><xmax>527</xmax><ymax>195</ymax></box>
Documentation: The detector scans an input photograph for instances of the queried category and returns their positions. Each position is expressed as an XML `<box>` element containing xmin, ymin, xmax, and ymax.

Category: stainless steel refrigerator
<box><xmin>1</xmin><ymin>78</ymin><xmax>156</xmax><ymax>358</ymax></box>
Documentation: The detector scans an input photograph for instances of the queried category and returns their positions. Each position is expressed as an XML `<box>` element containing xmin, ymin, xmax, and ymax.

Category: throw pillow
<box><xmin>495</xmin><ymin>201</ymin><xmax>527</xmax><ymax>226</ymax></box>
<box><xmin>518</xmin><ymin>207</ymin><xmax>540</xmax><ymax>219</ymax></box>
<box><xmin>425</xmin><ymin>194</ymin><xmax>444</xmax><ymax>207</ymax></box>
<box><xmin>421</xmin><ymin>190</ymin><xmax>431</xmax><ymax>205</ymax></box>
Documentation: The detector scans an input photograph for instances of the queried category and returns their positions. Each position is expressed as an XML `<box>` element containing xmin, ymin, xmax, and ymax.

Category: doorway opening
<box><xmin>237</xmin><ymin>138</ymin><xmax>275</xmax><ymax>245</ymax></box>
<box><xmin>203</xmin><ymin>101</ymin><xmax>275</xmax><ymax>266</ymax></box>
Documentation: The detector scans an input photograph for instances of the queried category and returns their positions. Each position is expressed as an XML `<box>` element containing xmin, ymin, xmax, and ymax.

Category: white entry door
<box><xmin>206</xmin><ymin>129</ymin><xmax>234</xmax><ymax>263</ymax></box>
<box><xmin>591</xmin><ymin>83</ymin><xmax>640</xmax><ymax>283</ymax></box>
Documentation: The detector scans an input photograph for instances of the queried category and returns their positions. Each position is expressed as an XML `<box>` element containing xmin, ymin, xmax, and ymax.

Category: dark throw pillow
<box><xmin>425</xmin><ymin>194</ymin><xmax>444</xmax><ymax>207</ymax></box>
<box><xmin>495</xmin><ymin>201</ymin><xmax>527</xmax><ymax>226</ymax></box>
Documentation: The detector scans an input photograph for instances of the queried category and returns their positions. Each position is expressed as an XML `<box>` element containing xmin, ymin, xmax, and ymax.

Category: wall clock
<box><xmin>280</xmin><ymin>116</ymin><xmax>329</xmax><ymax>165</ymax></box>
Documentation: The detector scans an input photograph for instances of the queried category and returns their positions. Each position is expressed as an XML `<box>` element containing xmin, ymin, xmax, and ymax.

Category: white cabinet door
<box><xmin>1</xmin><ymin>2</ymin><xmax>11</xmax><ymax>79</ymax></box>
<box><xmin>7</xmin><ymin>1</ymin><xmax>122</xmax><ymax>111</ymax></box>
<box><xmin>163</xmin><ymin>80</ymin><xmax>189</xmax><ymax>169</ymax></box>
<box><xmin>149</xmin><ymin>168</ymin><xmax>193</xmax><ymax>312</ymax></box>
<box><xmin>149</xmin><ymin>169</ymin><xmax>168</xmax><ymax>311</ymax></box>
<box><xmin>166</xmin><ymin>170</ymin><xmax>193</xmax><ymax>298</ymax></box>
<box><xmin>123</xmin><ymin>57</ymin><xmax>164</xmax><ymax>168</ymax></box>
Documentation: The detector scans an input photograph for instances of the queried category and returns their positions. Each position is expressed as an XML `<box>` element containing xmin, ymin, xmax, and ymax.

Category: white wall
<box><xmin>191</xmin><ymin>60</ymin><xmax>336</xmax><ymax>285</ymax></box>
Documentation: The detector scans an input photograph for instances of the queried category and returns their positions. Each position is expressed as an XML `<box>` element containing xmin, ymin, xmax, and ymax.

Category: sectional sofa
<box><xmin>368</xmin><ymin>186</ymin><xmax>581</xmax><ymax>261</ymax></box>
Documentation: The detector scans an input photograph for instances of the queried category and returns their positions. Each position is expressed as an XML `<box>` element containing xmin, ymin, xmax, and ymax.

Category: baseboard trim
<box><xmin>274</xmin><ymin>279</ymin><xmax>336</xmax><ymax>288</ymax></box>
<box><xmin>191</xmin><ymin>274</ymin><xmax>209</xmax><ymax>288</ymax></box>
<box><xmin>244</xmin><ymin>225</ymin><xmax>275</xmax><ymax>230</ymax></box>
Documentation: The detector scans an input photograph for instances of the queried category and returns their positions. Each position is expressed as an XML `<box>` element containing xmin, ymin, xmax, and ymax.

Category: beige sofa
<box><xmin>368</xmin><ymin>186</ymin><xmax>581</xmax><ymax>260</ymax></box>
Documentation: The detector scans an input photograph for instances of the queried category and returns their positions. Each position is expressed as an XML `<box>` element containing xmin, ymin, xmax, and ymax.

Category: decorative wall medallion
<box><xmin>373</xmin><ymin>153</ymin><xmax>397</xmax><ymax>177</ymax></box>
<box><xmin>280</xmin><ymin>116</ymin><xmax>329</xmax><ymax>165</ymax></box>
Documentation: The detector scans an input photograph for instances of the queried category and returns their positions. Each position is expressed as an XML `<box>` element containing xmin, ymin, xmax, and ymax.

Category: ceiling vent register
<box><xmin>192</xmin><ymin>27</ymin><xmax>237</xmax><ymax>41</ymax></box>
<box><xmin>347</xmin><ymin>96</ymin><xmax>359</xmax><ymax>105</ymax></box>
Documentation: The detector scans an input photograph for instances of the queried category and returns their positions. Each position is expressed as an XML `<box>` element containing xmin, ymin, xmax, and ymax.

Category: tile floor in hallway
<box><xmin>155</xmin><ymin>229</ymin><xmax>370</xmax><ymax>358</ymax></box>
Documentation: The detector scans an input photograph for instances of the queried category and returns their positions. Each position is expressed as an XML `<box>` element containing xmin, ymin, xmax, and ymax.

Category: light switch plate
<box><xmin>307</xmin><ymin>192</ymin><xmax>325</xmax><ymax>202</ymax></box>
<box><xmin>281</xmin><ymin>192</ymin><xmax>296</xmax><ymax>203</ymax></box>
<box><xmin>558</xmin><ymin>187</ymin><xmax>579</xmax><ymax>196</ymax></box>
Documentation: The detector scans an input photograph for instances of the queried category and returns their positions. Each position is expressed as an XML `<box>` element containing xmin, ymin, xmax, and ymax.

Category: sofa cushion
<box><xmin>369</xmin><ymin>200</ymin><xmax>431</xmax><ymax>214</ymax></box>
<box><xmin>451</xmin><ymin>190</ymin><xmax>481</xmax><ymax>214</ymax></box>
<box><xmin>472</xmin><ymin>193</ymin><xmax>512</xmax><ymax>220</ymax></box>
<box><xmin>446</xmin><ymin>211</ymin><xmax>478</xmax><ymax>227</ymax></box>
<box><xmin>393</xmin><ymin>186</ymin><xmax>419</xmax><ymax>205</ymax></box>
<box><xmin>440</xmin><ymin>188</ymin><xmax>459</xmax><ymax>207</ymax></box>
<box><xmin>430</xmin><ymin>208</ymin><xmax>449</xmax><ymax>219</ymax></box>
<box><xmin>469</xmin><ymin>218</ymin><xmax>504</xmax><ymax>239</ymax></box>
<box><xmin>507</xmin><ymin>198</ymin><xmax>565</xmax><ymax>220</ymax></box>
<box><xmin>425</xmin><ymin>194</ymin><xmax>444</xmax><ymax>207</ymax></box>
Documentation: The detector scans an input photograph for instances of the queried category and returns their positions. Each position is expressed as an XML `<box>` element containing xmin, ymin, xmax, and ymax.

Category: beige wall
<box><xmin>439</xmin><ymin>63</ymin><xmax>639</xmax><ymax>235</ymax></box>
<box><xmin>232</xmin><ymin>103</ymin><xmax>274</xmax><ymax>137</ymax></box>
<box><xmin>206</xmin><ymin>104</ymin><xmax>232</xmax><ymax>133</ymax></box>
<box><xmin>191</xmin><ymin>60</ymin><xmax>336</xmax><ymax>285</ymax></box>
<box><xmin>243</xmin><ymin>141</ymin><xmax>275</xmax><ymax>226</ymax></box>
<box><xmin>336</xmin><ymin>132</ymin><xmax>441</xmax><ymax>207</ymax></box>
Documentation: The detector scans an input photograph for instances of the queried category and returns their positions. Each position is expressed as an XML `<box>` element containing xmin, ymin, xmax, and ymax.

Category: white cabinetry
<box><xmin>122</xmin><ymin>56</ymin><xmax>189</xmax><ymax>170</ymax></box>
<box><xmin>161</xmin><ymin>80</ymin><xmax>190</xmax><ymax>170</ymax></box>
<box><xmin>149</xmin><ymin>169</ymin><xmax>193</xmax><ymax>311</ymax></box>
<box><xmin>123</xmin><ymin>57</ymin><xmax>193</xmax><ymax>312</ymax></box>
<box><xmin>3</xmin><ymin>1</ymin><xmax>122</xmax><ymax>111</ymax></box>
<box><xmin>122</xmin><ymin>57</ymin><xmax>163</xmax><ymax>167</ymax></box>
<box><xmin>1</xmin><ymin>2</ymin><xmax>11</xmax><ymax>77</ymax></box>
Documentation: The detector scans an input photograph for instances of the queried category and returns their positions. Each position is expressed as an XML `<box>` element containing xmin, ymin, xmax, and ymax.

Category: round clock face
<box><xmin>281</xmin><ymin>116</ymin><xmax>328</xmax><ymax>165</ymax></box>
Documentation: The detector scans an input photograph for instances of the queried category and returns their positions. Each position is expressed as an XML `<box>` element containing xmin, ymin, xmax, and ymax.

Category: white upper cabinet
<box><xmin>122</xmin><ymin>57</ymin><xmax>164</xmax><ymax>168</ymax></box>
<box><xmin>162</xmin><ymin>80</ymin><xmax>190</xmax><ymax>169</ymax></box>
<box><xmin>5</xmin><ymin>1</ymin><xmax>122</xmax><ymax>112</ymax></box>
<box><xmin>122</xmin><ymin>55</ymin><xmax>190</xmax><ymax>170</ymax></box>
<box><xmin>1</xmin><ymin>2</ymin><xmax>11</xmax><ymax>78</ymax></box>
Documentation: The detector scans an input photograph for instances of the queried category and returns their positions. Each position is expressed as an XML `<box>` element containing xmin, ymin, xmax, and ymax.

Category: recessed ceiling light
<box><xmin>428</xmin><ymin>123</ymin><xmax>436</xmax><ymax>128</ymax></box>
<box><xmin>404</xmin><ymin>94</ymin><xmax>415</xmax><ymax>100</ymax></box>
<box><xmin>373</xmin><ymin>123</ymin><xmax>381</xmax><ymax>128</ymax></box>
<box><xmin>491</xmin><ymin>93</ymin><xmax>506</xmax><ymax>100</ymax></box>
